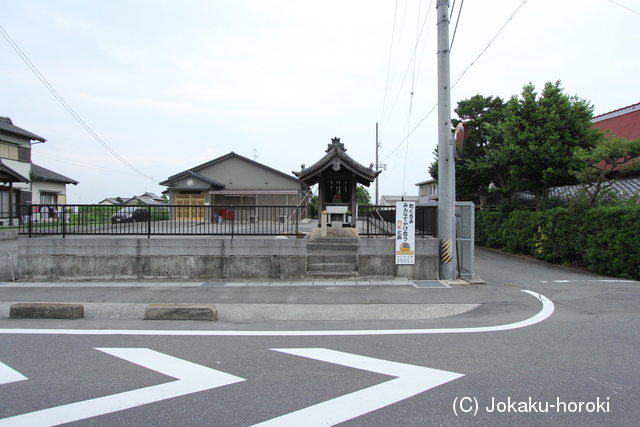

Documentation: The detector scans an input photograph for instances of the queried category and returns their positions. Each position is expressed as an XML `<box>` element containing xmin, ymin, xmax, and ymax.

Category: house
<box><xmin>415</xmin><ymin>179</ymin><xmax>438</xmax><ymax>204</ymax></box>
<box><xmin>379</xmin><ymin>195</ymin><xmax>419</xmax><ymax>206</ymax></box>
<box><xmin>160</xmin><ymin>152</ymin><xmax>307</xmax><ymax>220</ymax></box>
<box><xmin>592</xmin><ymin>102</ymin><xmax>640</xmax><ymax>170</ymax></box>
<box><xmin>98</xmin><ymin>192</ymin><xmax>165</xmax><ymax>206</ymax></box>
<box><xmin>30</xmin><ymin>164</ymin><xmax>78</xmax><ymax>205</ymax></box>
<box><xmin>0</xmin><ymin>116</ymin><xmax>78</xmax><ymax>224</ymax></box>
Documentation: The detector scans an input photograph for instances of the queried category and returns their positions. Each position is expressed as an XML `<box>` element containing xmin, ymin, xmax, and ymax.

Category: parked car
<box><xmin>111</xmin><ymin>207</ymin><xmax>149</xmax><ymax>224</ymax></box>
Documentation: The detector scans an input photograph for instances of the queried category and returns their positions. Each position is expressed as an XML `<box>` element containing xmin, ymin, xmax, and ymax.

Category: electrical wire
<box><xmin>382</xmin><ymin>0</ymin><xmax>528</xmax><ymax>163</ymax></box>
<box><xmin>449</xmin><ymin>0</ymin><xmax>465</xmax><ymax>51</ymax></box>
<box><xmin>606</xmin><ymin>0</ymin><xmax>640</xmax><ymax>15</ymax></box>
<box><xmin>0</xmin><ymin>23</ymin><xmax>157</xmax><ymax>183</ymax></box>
<box><xmin>33</xmin><ymin>152</ymin><xmax>145</xmax><ymax>177</ymax></box>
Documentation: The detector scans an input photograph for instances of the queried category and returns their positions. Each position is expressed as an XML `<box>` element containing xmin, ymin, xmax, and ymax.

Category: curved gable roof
<box><xmin>293</xmin><ymin>138</ymin><xmax>380</xmax><ymax>186</ymax></box>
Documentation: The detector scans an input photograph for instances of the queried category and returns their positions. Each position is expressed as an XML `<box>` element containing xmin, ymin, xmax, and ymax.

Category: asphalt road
<box><xmin>0</xmin><ymin>244</ymin><xmax>638</xmax><ymax>426</ymax></box>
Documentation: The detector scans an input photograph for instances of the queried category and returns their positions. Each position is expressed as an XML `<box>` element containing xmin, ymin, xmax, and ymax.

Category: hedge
<box><xmin>475</xmin><ymin>204</ymin><xmax>640</xmax><ymax>280</ymax></box>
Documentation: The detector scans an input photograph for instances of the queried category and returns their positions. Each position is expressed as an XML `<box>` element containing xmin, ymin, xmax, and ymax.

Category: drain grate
<box><xmin>412</xmin><ymin>280</ymin><xmax>450</xmax><ymax>288</ymax></box>
<box><xmin>202</xmin><ymin>282</ymin><xmax>227</xmax><ymax>287</ymax></box>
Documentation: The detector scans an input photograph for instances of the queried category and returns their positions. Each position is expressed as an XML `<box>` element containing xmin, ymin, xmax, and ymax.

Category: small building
<box><xmin>293</xmin><ymin>138</ymin><xmax>380</xmax><ymax>227</ymax></box>
<box><xmin>379</xmin><ymin>195</ymin><xmax>419</xmax><ymax>206</ymax></box>
<box><xmin>160</xmin><ymin>152</ymin><xmax>307</xmax><ymax>221</ymax></box>
<box><xmin>592</xmin><ymin>102</ymin><xmax>640</xmax><ymax>170</ymax></box>
<box><xmin>0</xmin><ymin>117</ymin><xmax>78</xmax><ymax>224</ymax></box>
<box><xmin>415</xmin><ymin>179</ymin><xmax>438</xmax><ymax>204</ymax></box>
<box><xmin>30</xmin><ymin>163</ymin><xmax>78</xmax><ymax>205</ymax></box>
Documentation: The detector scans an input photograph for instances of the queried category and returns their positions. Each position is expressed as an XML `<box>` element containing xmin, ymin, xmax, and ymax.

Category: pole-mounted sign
<box><xmin>395</xmin><ymin>201</ymin><xmax>416</xmax><ymax>265</ymax></box>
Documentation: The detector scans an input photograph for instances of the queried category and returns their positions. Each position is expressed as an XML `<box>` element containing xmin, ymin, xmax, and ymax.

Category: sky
<box><xmin>1</xmin><ymin>0</ymin><xmax>638</xmax><ymax>204</ymax></box>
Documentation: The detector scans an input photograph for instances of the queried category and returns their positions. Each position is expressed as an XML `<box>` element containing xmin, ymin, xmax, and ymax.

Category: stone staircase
<box><xmin>306</xmin><ymin>237</ymin><xmax>358</xmax><ymax>279</ymax></box>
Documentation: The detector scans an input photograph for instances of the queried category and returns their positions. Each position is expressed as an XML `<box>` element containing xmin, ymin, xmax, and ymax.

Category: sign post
<box><xmin>395</xmin><ymin>201</ymin><xmax>415</xmax><ymax>265</ymax></box>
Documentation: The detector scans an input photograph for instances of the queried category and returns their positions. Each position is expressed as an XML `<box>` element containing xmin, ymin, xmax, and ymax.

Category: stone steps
<box><xmin>307</xmin><ymin>237</ymin><xmax>358</xmax><ymax>278</ymax></box>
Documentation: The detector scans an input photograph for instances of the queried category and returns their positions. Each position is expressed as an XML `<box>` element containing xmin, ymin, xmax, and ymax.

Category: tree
<box><xmin>356</xmin><ymin>185</ymin><xmax>371</xmax><ymax>206</ymax></box>
<box><xmin>493</xmin><ymin>81</ymin><xmax>601</xmax><ymax>210</ymax></box>
<box><xmin>308</xmin><ymin>194</ymin><xmax>318</xmax><ymax>218</ymax></box>
<box><xmin>428</xmin><ymin>95</ymin><xmax>506</xmax><ymax>203</ymax></box>
<box><xmin>573</xmin><ymin>133</ymin><xmax>640</xmax><ymax>207</ymax></box>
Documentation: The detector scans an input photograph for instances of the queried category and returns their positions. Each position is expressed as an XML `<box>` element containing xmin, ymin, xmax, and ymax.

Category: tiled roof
<box><xmin>293</xmin><ymin>138</ymin><xmax>380</xmax><ymax>186</ymax></box>
<box><xmin>160</xmin><ymin>152</ymin><xmax>300</xmax><ymax>187</ymax></box>
<box><xmin>31</xmin><ymin>163</ymin><xmax>78</xmax><ymax>185</ymax></box>
<box><xmin>0</xmin><ymin>117</ymin><xmax>46</xmax><ymax>142</ymax></box>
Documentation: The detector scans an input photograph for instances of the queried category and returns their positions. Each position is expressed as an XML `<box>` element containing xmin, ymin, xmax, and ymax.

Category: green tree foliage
<box><xmin>573</xmin><ymin>133</ymin><xmax>640</xmax><ymax>207</ymax></box>
<box><xmin>493</xmin><ymin>81</ymin><xmax>601</xmax><ymax>209</ymax></box>
<box><xmin>429</xmin><ymin>95</ymin><xmax>506</xmax><ymax>200</ymax></box>
<box><xmin>308</xmin><ymin>194</ymin><xmax>318</xmax><ymax>218</ymax></box>
<box><xmin>356</xmin><ymin>185</ymin><xmax>371</xmax><ymax>206</ymax></box>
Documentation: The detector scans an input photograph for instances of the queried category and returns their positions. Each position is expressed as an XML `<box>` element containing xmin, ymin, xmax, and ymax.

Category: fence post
<box><xmin>147</xmin><ymin>208</ymin><xmax>151</xmax><ymax>238</ymax></box>
<box><xmin>230</xmin><ymin>205</ymin><xmax>234</xmax><ymax>239</ymax></box>
<box><xmin>62</xmin><ymin>205</ymin><xmax>66</xmax><ymax>238</ymax></box>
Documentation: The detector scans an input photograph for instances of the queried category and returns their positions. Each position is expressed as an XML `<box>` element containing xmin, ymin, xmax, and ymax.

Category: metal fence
<box><xmin>18</xmin><ymin>204</ymin><xmax>306</xmax><ymax>238</ymax></box>
<box><xmin>357</xmin><ymin>205</ymin><xmax>437</xmax><ymax>237</ymax></box>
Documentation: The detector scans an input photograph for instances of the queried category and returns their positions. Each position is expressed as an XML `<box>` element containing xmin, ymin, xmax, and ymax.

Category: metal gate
<box><xmin>455</xmin><ymin>201</ymin><xmax>475</xmax><ymax>279</ymax></box>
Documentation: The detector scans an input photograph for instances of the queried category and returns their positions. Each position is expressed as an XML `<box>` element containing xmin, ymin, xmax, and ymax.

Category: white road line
<box><xmin>252</xmin><ymin>348</ymin><xmax>463</xmax><ymax>427</ymax></box>
<box><xmin>0</xmin><ymin>361</ymin><xmax>27</xmax><ymax>385</ymax></box>
<box><xmin>0</xmin><ymin>290</ymin><xmax>554</xmax><ymax>337</ymax></box>
<box><xmin>0</xmin><ymin>348</ymin><xmax>245</xmax><ymax>427</ymax></box>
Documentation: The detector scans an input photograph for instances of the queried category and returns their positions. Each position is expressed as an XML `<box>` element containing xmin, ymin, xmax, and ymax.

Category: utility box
<box><xmin>455</xmin><ymin>202</ymin><xmax>475</xmax><ymax>279</ymax></box>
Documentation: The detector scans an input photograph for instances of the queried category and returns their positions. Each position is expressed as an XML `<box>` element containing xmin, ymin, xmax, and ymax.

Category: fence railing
<box><xmin>18</xmin><ymin>204</ymin><xmax>306</xmax><ymax>238</ymax></box>
<box><xmin>357</xmin><ymin>205</ymin><xmax>437</xmax><ymax>237</ymax></box>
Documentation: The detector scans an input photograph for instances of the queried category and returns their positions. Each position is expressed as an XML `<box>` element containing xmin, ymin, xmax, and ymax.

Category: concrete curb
<box><xmin>144</xmin><ymin>304</ymin><xmax>217</xmax><ymax>321</ymax></box>
<box><xmin>1</xmin><ymin>302</ymin><xmax>479</xmax><ymax>321</ymax></box>
<box><xmin>9</xmin><ymin>303</ymin><xmax>84</xmax><ymax>319</ymax></box>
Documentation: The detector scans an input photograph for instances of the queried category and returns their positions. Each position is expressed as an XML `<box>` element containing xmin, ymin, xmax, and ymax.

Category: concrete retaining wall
<box><xmin>19</xmin><ymin>237</ymin><xmax>307</xmax><ymax>281</ymax></box>
<box><xmin>18</xmin><ymin>236</ymin><xmax>440</xmax><ymax>281</ymax></box>
<box><xmin>357</xmin><ymin>238</ymin><xmax>440</xmax><ymax>280</ymax></box>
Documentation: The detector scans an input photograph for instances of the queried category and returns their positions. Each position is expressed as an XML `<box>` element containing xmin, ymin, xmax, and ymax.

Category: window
<box><xmin>19</xmin><ymin>146</ymin><xmax>30</xmax><ymax>162</ymax></box>
<box><xmin>40</xmin><ymin>193</ymin><xmax>57</xmax><ymax>205</ymax></box>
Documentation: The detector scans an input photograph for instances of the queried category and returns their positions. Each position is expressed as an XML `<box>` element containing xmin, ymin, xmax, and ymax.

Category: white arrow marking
<box><xmin>252</xmin><ymin>348</ymin><xmax>464</xmax><ymax>427</ymax></box>
<box><xmin>0</xmin><ymin>348</ymin><xmax>245</xmax><ymax>427</ymax></box>
<box><xmin>0</xmin><ymin>361</ymin><xmax>27</xmax><ymax>386</ymax></box>
<box><xmin>0</xmin><ymin>290</ymin><xmax>554</xmax><ymax>337</ymax></box>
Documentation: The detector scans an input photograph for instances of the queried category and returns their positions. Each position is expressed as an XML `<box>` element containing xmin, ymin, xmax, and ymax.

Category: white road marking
<box><xmin>252</xmin><ymin>348</ymin><xmax>463</xmax><ymax>427</ymax></box>
<box><xmin>0</xmin><ymin>348</ymin><xmax>245</xmax><ymax>427</ymax></box>
<box><xmin>0</xmin><ymin>361</ymin><xmax>27</xmax><ymax>385</ymax></box>
<box><xmin>0</xmin><ymin>290</ymin><xmax>554</xmax><ymax>337</ymax></box>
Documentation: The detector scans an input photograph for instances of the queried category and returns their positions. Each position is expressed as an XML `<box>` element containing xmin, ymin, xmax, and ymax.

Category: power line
<box><xmin>606</xmin><ymin>0</ymin><xmax>640</xmax><ymax>15</ymax></box>
<box><xmin>0</xmin><ymin>23</ymin><xmax>157</xmax><ymax>183</ymax></box>
<box><xmin>449</xmin><ymin>0</ymin><xmax>465</xmax><ymax>51</ymax></box>
<box><xmin>33</xmin><ymin>152</ymin><xmax>145</xmax><ymax>177</ymax></box>
<box><xmin>382</xmin><ymin>0</ymin><xmax>528</xmax><ymax>163</ymax></box>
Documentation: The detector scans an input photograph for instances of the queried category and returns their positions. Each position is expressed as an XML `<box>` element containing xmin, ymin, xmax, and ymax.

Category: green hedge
<box><xmin>475</xmin><ymin>204</ymin><xmax>640</xmax><ymax>280</ymax></box>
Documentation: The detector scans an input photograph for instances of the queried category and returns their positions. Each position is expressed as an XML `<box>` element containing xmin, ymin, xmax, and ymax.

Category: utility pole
<box><xmin>436</xmin><ymin>0</ymin><xmax>457</xmax><ymax>280</ymax></box>
<box><xmin>375</xmin><ymin>122</ymin><xmax>379</xmax><ymax>205</ymax></box>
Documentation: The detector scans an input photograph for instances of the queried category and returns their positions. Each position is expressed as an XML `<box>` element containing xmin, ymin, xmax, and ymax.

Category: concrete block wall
<box><xmin>357</xmin><ymin>238</ymin><xmax>440</xmax><ymax>280</ymax></box>
<box><xmin>19</xmin><ymin>237</ymin><xmax>307</xmax><ymax>281</ymax></box>
<box><xmin>18</xmin><ymin>236</ymin><xmax>440</xmax><ymax>281</ymax></box>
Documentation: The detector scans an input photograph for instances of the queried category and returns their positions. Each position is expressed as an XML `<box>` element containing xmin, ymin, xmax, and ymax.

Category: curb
<box><xmin>8</xmin><ymin>303</ymin><xmax>217</xmax><ymax>321</ymax></box>
<box><xmin>9</xmin><ymin>303</ymin><xmax>84</xmax><ymax>319</ymax></box>
<box><xmin>144</xmin><ymin>303</ymin><xmax>217</xmax><ymax>321</ymax></box>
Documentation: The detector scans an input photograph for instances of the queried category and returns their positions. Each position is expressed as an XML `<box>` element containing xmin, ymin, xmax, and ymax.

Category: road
<box><xmin>0</xmin><ymin>245</ymin><xmax>638</xmax><ymax>426</ymax></box>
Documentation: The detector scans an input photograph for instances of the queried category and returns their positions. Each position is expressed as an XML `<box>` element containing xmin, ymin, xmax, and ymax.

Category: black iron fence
<box><xmin>18</xmin><ymin>204</ymin><xmax>306</xmax><ymax>238</ymax></box>
<box><xmin>357</xmin><ymin>205</ymin><xmax>437</xmax><ymax>237</ymax></box>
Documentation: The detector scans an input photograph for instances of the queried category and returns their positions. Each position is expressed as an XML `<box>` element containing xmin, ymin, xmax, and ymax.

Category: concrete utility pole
<box><xmin>436</xmin><ymin>0</ymin><xmax>457</xmax><ymax>280</ymax></box>
<box><xmin>375</xmin><ymin>122</ymin><xmax>379</xmax><ymax>205</ymax></box>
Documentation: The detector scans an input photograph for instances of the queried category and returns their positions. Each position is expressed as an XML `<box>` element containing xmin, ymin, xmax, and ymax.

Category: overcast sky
<box><xmin>1</xmin><ymin>0</ymin><xmax>638</xmax><ymax>204</ymax></box>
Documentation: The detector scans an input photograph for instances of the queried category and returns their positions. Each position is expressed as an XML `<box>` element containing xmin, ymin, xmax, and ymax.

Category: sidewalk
<box><xmin>0</xmin><ymin>279</ymin><xmax>487</xmax><ymax>322</ymax></box>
